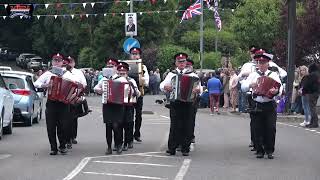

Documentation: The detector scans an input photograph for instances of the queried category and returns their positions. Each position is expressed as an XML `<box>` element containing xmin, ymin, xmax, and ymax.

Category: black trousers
<box><xmin>134</xmin><ymin>96</ymin><xmax>143</xmax><ymax>138</ymax></box>
<box><xmin>191</xmin><ymin>106</ymin><xmax>197</xmax><ymax>140</ymax></box>
<box><xmin>103</xmin><ymin>105</ymin><xmax>123</xmax><ymax>148</ymax></box>
<box><xmin>168</xmin><ymin>101</ymin><xmax>193</xmax><ymax>153</ymax></box>
<box><xmin>66</xmin><ymin>105</ymin><xmax>79</xmax><ymax>143</ymax></box>
<box><xmin>308</xmin><ymin>93</ymin><xmax>319</xmax><ymax>126</ymax></box>
<box><xmin>250</xmin><ymin>101</ymin><xmax>277</xmax><ymax>154</ymax></box>
<box><xmin>247</xmin><ymin>94</ymin><xmax>255</xmax><ymax>145</ymax></box>
<box><xmin>45</xmin><ymin>100</ymin><xmax>70</xmax><ymax>151</ymax></box>
<box><xmin>124</xmin><ymin>106</ymin><xmax>134</xmax><ymax>144</ymax></box>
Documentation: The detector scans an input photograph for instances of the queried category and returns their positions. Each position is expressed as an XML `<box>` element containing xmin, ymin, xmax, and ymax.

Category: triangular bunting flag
<box><xmin>140</xmin><ymin>12</ymin><xmax>143</xmax><ymax>15</ymax></box>
<box><xmin>33</xmin><ymin>4</ymin><xmax>37</xmax><ymax>9</ymax></box>
<box><xmin>164</xmin><ymin>0</ymin><xmax>167</xmax><ymax>3</ymax></box>
<box><xmin>91</xmin><ymin>3</ymin><xmax>95</xmax><ymax>8</ymax></box>
<box><xmin>157</xmin><ymin>11</ymin><xmax>160</xmax><ymax>13</ymax></box>
<box><xmin>127</xmin><ymin>1</ymin><xmax>130</xmax><ymax>6</ymax></box>
<box><xmin>45</xmin><ymin>4</ymin><xmax>49</xmax><ymax>9</ymax></box>
<box><xmin>82</xmin><ymin>3</ymin><xmax>86</xmax><ymax>8</ymax></box>
<box><xmin>231</xmin><ymin>9</ymin><xmax>234</xmax><ymax>12</ymax></box>
<box><xmin>175</xmin><ymin>10</ymin><xmax>178</xmax><ymax>13</ymax></box>
<box><xmin>54</xmin><ymin>15</ymin><xmax>58</xmax><ymax>19</ymax></box>
<box><xmin>37</xmin><ymin>15</ymin><xmax>40</xmax><ymax>20</ymax></box>
<box><xmin>20</xmin><ymin>16</ymin><xmax>23</xmax><ymax>19</ymax></box>
<box><xmin>86</xmin><ymin>14</ymin><xmax>89</xmax><ymax>18</ymax></box>
<box><xmin>103</xmin><ymin>13</ymin><xmax>107</xmax><ymax>17</ymax></box>
<box><xmin>121</xmin><ymin>13</ymin><xmax>124</xmax><ymax>16</ymax></box>
<box><xmin>2</xmin><ymin>16</ymin><xmax>7</xmax><ymax>20</ymax></box>
<box><xmin>4</xmin><ymin>4</ymin><xmax>8</xmax><ymax>9</ymax></box>
<box><xmin>71</xmin><ymin>14</ymin><xmax>74</xmax><ymax>19</ymax></box>
<box><xmin>94</xmin><ymin>14</ymin><xmax>98</xmax><ymax>17</ymax></box>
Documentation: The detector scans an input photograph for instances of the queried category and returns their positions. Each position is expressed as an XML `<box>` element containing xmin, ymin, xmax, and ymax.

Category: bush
<box><xmin>78</xmin><ymin>47</ymin><xmax>99</xmax><ymax>69</ymax></box>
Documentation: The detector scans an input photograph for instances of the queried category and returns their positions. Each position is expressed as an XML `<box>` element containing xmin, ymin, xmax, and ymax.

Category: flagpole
<box><xmin>200</xmin><ymin>0</ymin><xmax>204</xmax><ymax>74</ymax></box>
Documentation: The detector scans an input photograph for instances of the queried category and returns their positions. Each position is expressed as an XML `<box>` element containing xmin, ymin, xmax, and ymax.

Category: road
<box><xmin>0</xmin><ymin>95</ymin><xmax>320</xmax><ymax>180</ymax></box>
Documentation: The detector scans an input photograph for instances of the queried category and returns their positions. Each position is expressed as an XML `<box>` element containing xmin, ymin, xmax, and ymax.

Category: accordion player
<box><xmin>253</xmin><ymin>76</ymin><xmax>281</xmax><ymax>99</ymax></box>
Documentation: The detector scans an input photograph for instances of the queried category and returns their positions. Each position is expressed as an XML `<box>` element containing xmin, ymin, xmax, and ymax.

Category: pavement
<box><xmin>0</xmin><ymin>95</ymin><xmax>320</xmax><ymax>180</ymax></box>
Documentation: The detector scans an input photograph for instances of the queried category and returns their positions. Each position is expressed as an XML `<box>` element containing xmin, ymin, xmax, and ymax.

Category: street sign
<box><xmin>123</xmin><ymin>38</ymin><xmax>140</xmax><ymax>54</ymax></box>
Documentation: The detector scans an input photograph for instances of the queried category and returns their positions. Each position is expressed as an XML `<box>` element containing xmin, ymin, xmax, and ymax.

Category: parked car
<box><xmin>16</xmin><ymin>53</ymin><xmax>36</xmax><ymax>67</ymax></box>
<box><xmin>0</xmin><ymin>71</ymin><xmax>43</xmax><ymax>126</ymax></box>
<box><xmin>27</xmin><ymin>57</ymin><xmax>43</xmax><ymax>71</ymax></box>
<box><xmin>0</xmin><ymin>66</ymin><xmax>12</xmax><ymax>71</ymax></box>
<box><xmin>0</xmin><ymin>74</ymin><xmax>14</xmax><ymax>139</ymax></box>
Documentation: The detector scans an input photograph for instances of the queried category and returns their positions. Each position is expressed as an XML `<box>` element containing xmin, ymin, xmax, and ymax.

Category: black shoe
<box><xmin>123</xmin><ymin>144</ymin><xmax>128</xmax><ymax>151</ymax></box>
<box><xmin>128</xmin><ymin>141</ymin><xmax>133</xmax><ymax>149</ymax></box>
<box><xmin>134</xmin><ymin>137</ymin><xmax>142</xmax><ymax>142</ymax></box>
<box><xmin>166</xmin><ymin>150</ymin><xmax>176</xmax><ymax>155</ymax></box>
<box><xmin>306</xmin><ymin>124</ymin><xmax>319</xmax><ymax>128</ymax></box>
<box><xmin>256</xmin><ymin>153</ymin><xmax>264</xmax><ymax>159</ymax></box>
<box><xmin>191</xmin><ymin>138</ymin><xmax>195</xmax><ymax>143</ymax></box>
<box><xmin>267</xmin><ymin>154</ymin><xmax>274</xmax><ymax>159</ymax></box>
<box><xmin>176</xmin><ymin>146</ymin><xmax>181</xmax><ymax>152</ymax></box>
<box><xmin>105</xmin><ymin>147</ymin><xmax>112</xmax><ymax>155</ymax></box>
<box><xmin>67</xmin><ymin>143</ymin><xmax>72</xmax><ymax>149</ymax></box>
<box><xmin>72</xmin><ymin>139</ymin><xmax>78</xmax><ymax>144</ymax></box>
<box><xmin>250</xmin><ymin>147</ymin><xmax>256</xmax><ymax>151</ymax></box>
<box><xmin>113</xmin><ymin>146</ymin><xmax>117</xmax><ymax>151</ymax></box>
<box><xmin>116</xmin><ymin>146</ymin><xmax>123</xmax><ymax>154</ymax></box>
<box><xmin>182</xmin><ymin>152</ymin><xmax>189</xmax><ymax>156</ymax></box>
<box><xmin>249</xmin><ymin>142</ymin><xmax>254</xmax><ymax>147</ymax></box>
<box><xmin>49</xmin><ymin>151</ymin><xmax>58</xmax><ymax>155</ymax></box>
<box><xmin>59</xmin><ymin>148</ymin><xmax>68</xmax><ymax>155</ymax></box>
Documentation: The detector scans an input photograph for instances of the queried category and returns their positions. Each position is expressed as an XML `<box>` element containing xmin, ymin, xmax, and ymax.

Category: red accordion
<box><xmin>47</xmin><ymin>76</ymin><xmax>84</xmax><ymax>104</ymax></box>
<box><xmin>102</xmin><ymin>79</ymin><xmax>136</xmax><ymax>105</ymax></box>
<box><xmin>253</xmin><ymin>76</ymin><xmax>281</xmax><ymax>99</ymax></box>
<box><xmin>170</xmin><ymin>74</ymin><xmax>200</xmax><ymax>102</ymax></box>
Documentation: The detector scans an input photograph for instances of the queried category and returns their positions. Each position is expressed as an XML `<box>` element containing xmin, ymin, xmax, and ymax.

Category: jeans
<box><xmin>301</xmin><ymin>95</ymin><xmax>311</xmax><ymax>124</ymax></box>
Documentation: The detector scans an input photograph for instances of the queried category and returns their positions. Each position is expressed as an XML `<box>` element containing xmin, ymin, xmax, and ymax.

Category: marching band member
<box><xmin>160</xmin><ymin>53</ymin><xmax>201</xmax><ymax>156</ymax></box>
<box><xmin>94</xmin><ymin>58</ymin><xmax>124</xmax><ymax>155</ymax></box>
<box><xmin>63</xmin><ymin>56</ymin><xmax>87</xmax><ymax>149</ymax></box>
<box><xmin>129</xmin><ymin>47</ymin><xmax>149</xmax><ymax>143</ymax></box>
<box><xmin>34</xmin><ymin>53</ymin><xmax>74</xmax><ymax>155</ymax></box>
<box><xmin>241</xmin><ymin>50</ymin><xmax>283</xmax><ymax>159</ymax></box>
<box><xmin>117</xmin><ymin>62</ymin><xmax>141</xmax><ymax>151</ymax></box>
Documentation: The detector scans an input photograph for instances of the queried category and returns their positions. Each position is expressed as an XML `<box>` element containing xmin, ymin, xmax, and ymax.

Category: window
<box><xmin>2</xmin><ymin>76</ymin><xmax>25</xmax><ymax>89</ymax></box>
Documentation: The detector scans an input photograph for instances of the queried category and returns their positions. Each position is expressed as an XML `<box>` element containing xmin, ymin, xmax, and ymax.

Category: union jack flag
<box><xmin>180</xmin><ymin>0</ymin><xmax>202</xmax><ymax>23</ymax></box>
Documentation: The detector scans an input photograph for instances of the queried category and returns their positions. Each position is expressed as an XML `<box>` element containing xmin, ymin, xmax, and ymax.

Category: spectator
<box><xmin>221</xmin><ymin>69</ymin><xmax>230</xmax><ymax>108</ymax></box>
<box><xmin>154</xmin><ymin>68</ymin><xmax>161</xmax><ymax>94</ymax></box>
<box><xmin>148</xmin><ymin>71</ymin><xmax>157</xmax><ymax>95</ymax></box>
<box><xmin>229</xmin><ymin>68</ymin><xmax>238</xmax><ymax>112</ymax></box>
<box><xmin>298</xmin><ymin>65</ymin><xmax>310</xmax><ymax>127</ymax></box>
<box><xmin>207</xmin><ymin>72</ymin><xmax>222</xmax><ymax>115</ymax></box>
<box><xmin>291</xmin><ymin>67</ymin><xmax>302</xmax><ymax>114</ymax></box>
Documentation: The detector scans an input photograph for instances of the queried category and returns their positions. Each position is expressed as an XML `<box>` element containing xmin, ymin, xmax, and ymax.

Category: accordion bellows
<box><xmin>102</xmin><ymin>79</ymin><xmax>136</xmax><ymax>105</ymax></box>
<box><xmin>47</xmin><ymin>76</ymin><xmax>84</xmax><ymax>104</ymax></box>
<box><xmin>253</xmin><ymin>76</ymin><xmax>281</xmax><ymax>99</ymax></box>
<box><xmin>170</xmin><ymin>74</ymin><xmax>200</xmax><ymax>102</ymax></box>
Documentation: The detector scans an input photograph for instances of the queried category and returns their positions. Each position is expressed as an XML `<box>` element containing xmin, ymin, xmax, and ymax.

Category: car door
<box><xmin>0</xmin><ymin>75</ymin><xmax>13</xmax><ymax>123</ymax></box>
<box><xmin>26</xmin><ymin>76</ymin><xmax>40</xmax><ymax>117</ymax></box>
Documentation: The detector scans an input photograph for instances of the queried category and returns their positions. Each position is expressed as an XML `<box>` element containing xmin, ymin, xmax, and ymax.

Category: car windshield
<box><xmin>2</xmin><ymin>76</ymin><xmax>25</xmax><ymax>89</ymax></box>
<box><xmin>24</xmin><ymin>55</ymin><xmax>35</xmax><ymax>58</ymax></box>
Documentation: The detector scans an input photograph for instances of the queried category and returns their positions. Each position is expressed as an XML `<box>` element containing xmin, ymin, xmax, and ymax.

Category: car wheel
<box><xmin>3</xmin><ymin>115</ymin><xmax>13</xmax><ymax>135</ymax></box>
<box><xmin>25</xmin><ymin>115</ymin><xmax>33</xmax><ymax>127</ymax></box>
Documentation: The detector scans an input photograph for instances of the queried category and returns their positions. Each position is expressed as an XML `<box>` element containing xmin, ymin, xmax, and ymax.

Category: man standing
<box><xmin>154</xmin><ymin>68</ymin><xmax>161</xmax><ymax>95</ymax></box>
<box><xmin>241</xmin><ymin>50</ymin><xmax>282</xmax><ymax>159</ymax></box>
<box><xmin>160</xmin><ymin>53</ymin><xmax>201</xmax><ymax>156</ymax></box>
<box><xmin>64</xmin><ymin>56</ymin><xmax>87</xmax><ymax>148</ymax></box>
<box><xmin>129</xmin><ymin>47</ymin><xmax>149</xmax><ymax>143</ymax></box>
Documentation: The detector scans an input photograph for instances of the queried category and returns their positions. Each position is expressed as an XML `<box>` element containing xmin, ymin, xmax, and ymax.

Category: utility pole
<box><xmin>285</xmin><ymin>0</ymin><xmax>296</xmax><ymax>113</ymax></box>
<box><xmin>130</xmin><ymin>0</ymin><xmax>133</xmax><ymax>38</ymax></box>
<box><xmin>200</xmin><ymin>0</ymin><xmax>204</xmax><ymax>74</ymax></box>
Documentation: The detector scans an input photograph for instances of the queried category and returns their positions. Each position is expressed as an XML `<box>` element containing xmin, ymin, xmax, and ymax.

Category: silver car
<box><xmin>27</xmin><ymin>57</ymin><xmax>43</xmax><ymax>71</ymax></box>
<box><xmin>0</xmin><ymin>74</ymin><xmax>14</xmax><ymax>139</ymax></box>
<box><xmin>1</xmin><ymin>71</ymin><xmax>43</xmax><ymax>126</ymax></box>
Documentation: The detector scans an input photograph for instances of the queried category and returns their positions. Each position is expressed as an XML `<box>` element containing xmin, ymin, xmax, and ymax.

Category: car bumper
<box><xmin>13</xmin><ymin>108</ymin><xmax>32</xmax><ymax>122</ymax></box>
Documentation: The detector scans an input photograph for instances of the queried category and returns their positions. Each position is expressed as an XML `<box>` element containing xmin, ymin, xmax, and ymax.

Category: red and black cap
<box><xmin>186</xmin><ymin>58</ymin><xmax>194</xmax><ymax>66</ymax></box>
<box><xmin>129</xmin><ymin>47</ymin><xmax>142</xmax><ymax>54</ymax></box>
<box><xmin>174</xmin><ymin>53</ymin><xmax>188</xmax><ymax>62</ymax></box>
<box><xmin>249</xmin><ymin>45</ymin><xmax>259</xmax><ymax>53</ymax></box>
<box><xmin>254</xmin><ymin>49</ymin><xmax>271</xmax><ymax>62</ymax></box>
<box><xmin>52</xmin><ymin>53</ymin><xmax>64</xmax><ymax>61</ymax></box>
<box><xmin>105</xmin><ymin>58</ymin><xmax>119</xmax><ymax>66</ymax></box>
<box><xmin>117</xmin><ymin>62</ymin><xmax>129</xmax><ymax>71</ymax></box>
<box><xmin>63</xmin><ymin>56</ymin><xmax>75</xmax><ymax>65</ymax></box>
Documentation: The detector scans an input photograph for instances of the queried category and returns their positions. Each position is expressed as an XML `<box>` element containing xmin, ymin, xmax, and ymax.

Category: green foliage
<box><xmin>231</xmin><ymin>48</ymin><xmax>250</xmax><ymax>68</ymax></box>
<box><xmin>156</xmin><ymin>44</ymin><xmax>194</xmax><ymax>72</ymax></box>
<box><xmin>201</xmin><ymin>52</ymin><xmax>222</xmax><ymax>70</ymax></box>
<box><xmin>78</xmin><ymin>47</ymin><xmax>99</xmax><ymax>69</ymax></box>
<box><xmin>230</xmin><ymin>0</ymin><xmax>282</xmax><ymax>50</ymax></box>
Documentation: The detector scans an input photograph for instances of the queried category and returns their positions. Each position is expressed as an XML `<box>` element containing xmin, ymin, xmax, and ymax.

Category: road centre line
<box><xmin>135</xmin><ymin>154</ymin><xmax>175</xmax><ymax>158</ymax></box>
<box><xmin>174</xmin><ymin>159</ymin><xmax>192</xmax><ymax>180</ymax></box>
<box><xmin>160</xmin><ymin>115</ymin><xmax>170</xmax><ymax>119</ymax></box>
<box><xmin>277</xmin><ymin>122</ymin><xmax>320</xmax><ymax>135</ymax></box>
<box><xmin>93</xmin><ymin>160</ymin><xmax>175</xmax><ymax>167</ymax></box>
<box><xmin>0</xmin><ymin>154</ymin><xmax>11</xmax><ymax>160</ymax></box>
<box><xmin>83</xmin><ymin>172</ymin><xmax>168</xmax><ymax>180</ymax></box>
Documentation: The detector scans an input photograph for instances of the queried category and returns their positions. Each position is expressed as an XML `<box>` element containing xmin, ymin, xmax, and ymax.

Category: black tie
<box><xmin>180</xmin><ymin>70</ymin><xmax>183</xmax><ymax>74</ymax></box>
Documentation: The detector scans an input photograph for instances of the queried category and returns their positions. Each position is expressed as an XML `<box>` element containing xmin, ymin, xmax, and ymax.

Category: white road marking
<box><xmin>136</xmin><ymin>154</ymin><xmax>175</xmax><ymax>158</ymax></box>
<box><xmin>174</xmin><ymin>159</ymin><xmax>192</xmax><ymax>180</ymax></box>
<box><xmin>160</xmin><ymin>115</ymin><xmax>170</xmax><ymax>119</ymax></box>
<box><xmin>63</xmin><ymin>152</ymin><xmax>163</xmax><ymax>180</ymax></box>
<box><xmin>93</xmin><ymin>160</ymin><xmax>175</xmax><ymax>167</ymax></box>
<box><xmin>277</xmin><ymin>122</ymin><xmax>320</xmax><ymax>135</ymax></box>
<box><xmin>0</xmin><ymin>154</ymin><xmax>11</xmax><ymax>160</ymax></box>
<box><xmin>63</xmin><ymin>157</ymin><xmax>91</xmax><ymax>180</ymax></box>
<box><xmin>145</xmin><ymin>123</ymin><xmax>170</xmax><ymax>125</ymax></box>
<box><xmin>83</xmin><ymin>172</ymin><xmax>168</xmax><ymax>180</ymax></box>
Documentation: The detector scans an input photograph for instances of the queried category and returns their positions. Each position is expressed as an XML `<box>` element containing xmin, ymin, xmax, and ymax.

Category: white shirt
<box><xmin>238</xmin><ymin>61</ymin><xmax>256</xmax><ymax>82</ymax></box>
<box><xmin>142</xmin><ymin>65</ymin><xmax>149</xmax><ymax>87</ymax></box>
<box><xmin>34</xmin><ymin>68</ymin><xmax>75</xmax><ymax>88</ymax></box>
<box><xmin>94</xmin><ymin>75</ymin><xmax>141</xmax><ymax>97</ymax></box>
<box><xmin>160</xmin><ymin>68</ymin><xmax>201</xmax><ymax>92</ymax></box>
<box><xmin>241</xmin><ymin>70</ymin><xmax>283</xmax><ymax>103</ymax></box>
<box><xmin>269</xmin><ymin>61</ymin><xmax>287</xmax><ymax>80</ymax></box>
<box><xmin>71</xmin><ymin>68</ymin><xmax>87</xmax><ymax>86</ymax></box>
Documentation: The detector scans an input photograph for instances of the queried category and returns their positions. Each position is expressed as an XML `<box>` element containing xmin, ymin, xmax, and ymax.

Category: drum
<box><xmin>47</xmin><ymin>76</ymin><xmax>82</xmax><ymax>104</ymax></box>
<box><xmin>102</xmin><ymin>79</ymin><xmax>135</xmax><ymax>105</ymax></box>
<box><xmin>253</xmin><ymin>76</ymin><xmax>281</xmax><ymax>99</ymax></box>
<box><xmin>169</xmin><ymin>74</ymin><xmax>200</xmax><ymax>102</ymax></box>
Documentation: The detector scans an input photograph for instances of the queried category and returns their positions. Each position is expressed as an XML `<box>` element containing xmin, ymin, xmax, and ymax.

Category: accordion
<box><xmin>47</xmin><ymin>76</ymin><xmax>84</xmax><ymax>104</ymax></box>
<box><xmin>169</xmin><ymin>74</ymin><xmax>200</xmax><ymax>102</ymax></box>
<box><xmin>102</xmin><ymin>79</ymin><xmax>136</xmax><ymax>105</ymax></box>
<box><xmin>253</xmin><ymin>76</ymin><xmax>281</xmax><ymax>99</ymax></box>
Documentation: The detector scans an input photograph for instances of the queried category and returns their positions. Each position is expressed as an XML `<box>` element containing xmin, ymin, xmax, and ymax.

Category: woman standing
<box><xmin>298</xmin><ymin>65</ymin><xmax>310</xmax><ymax>127</ymax></box>
<box><xmin>222</xmin><ymin>69</ymin><xmax>230</xmax><ymax>108</ymax></box>
<box><xmin>229</xmin><ymin>68</ymin><xmax>238</xmax><ymax>112</ymax></box>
